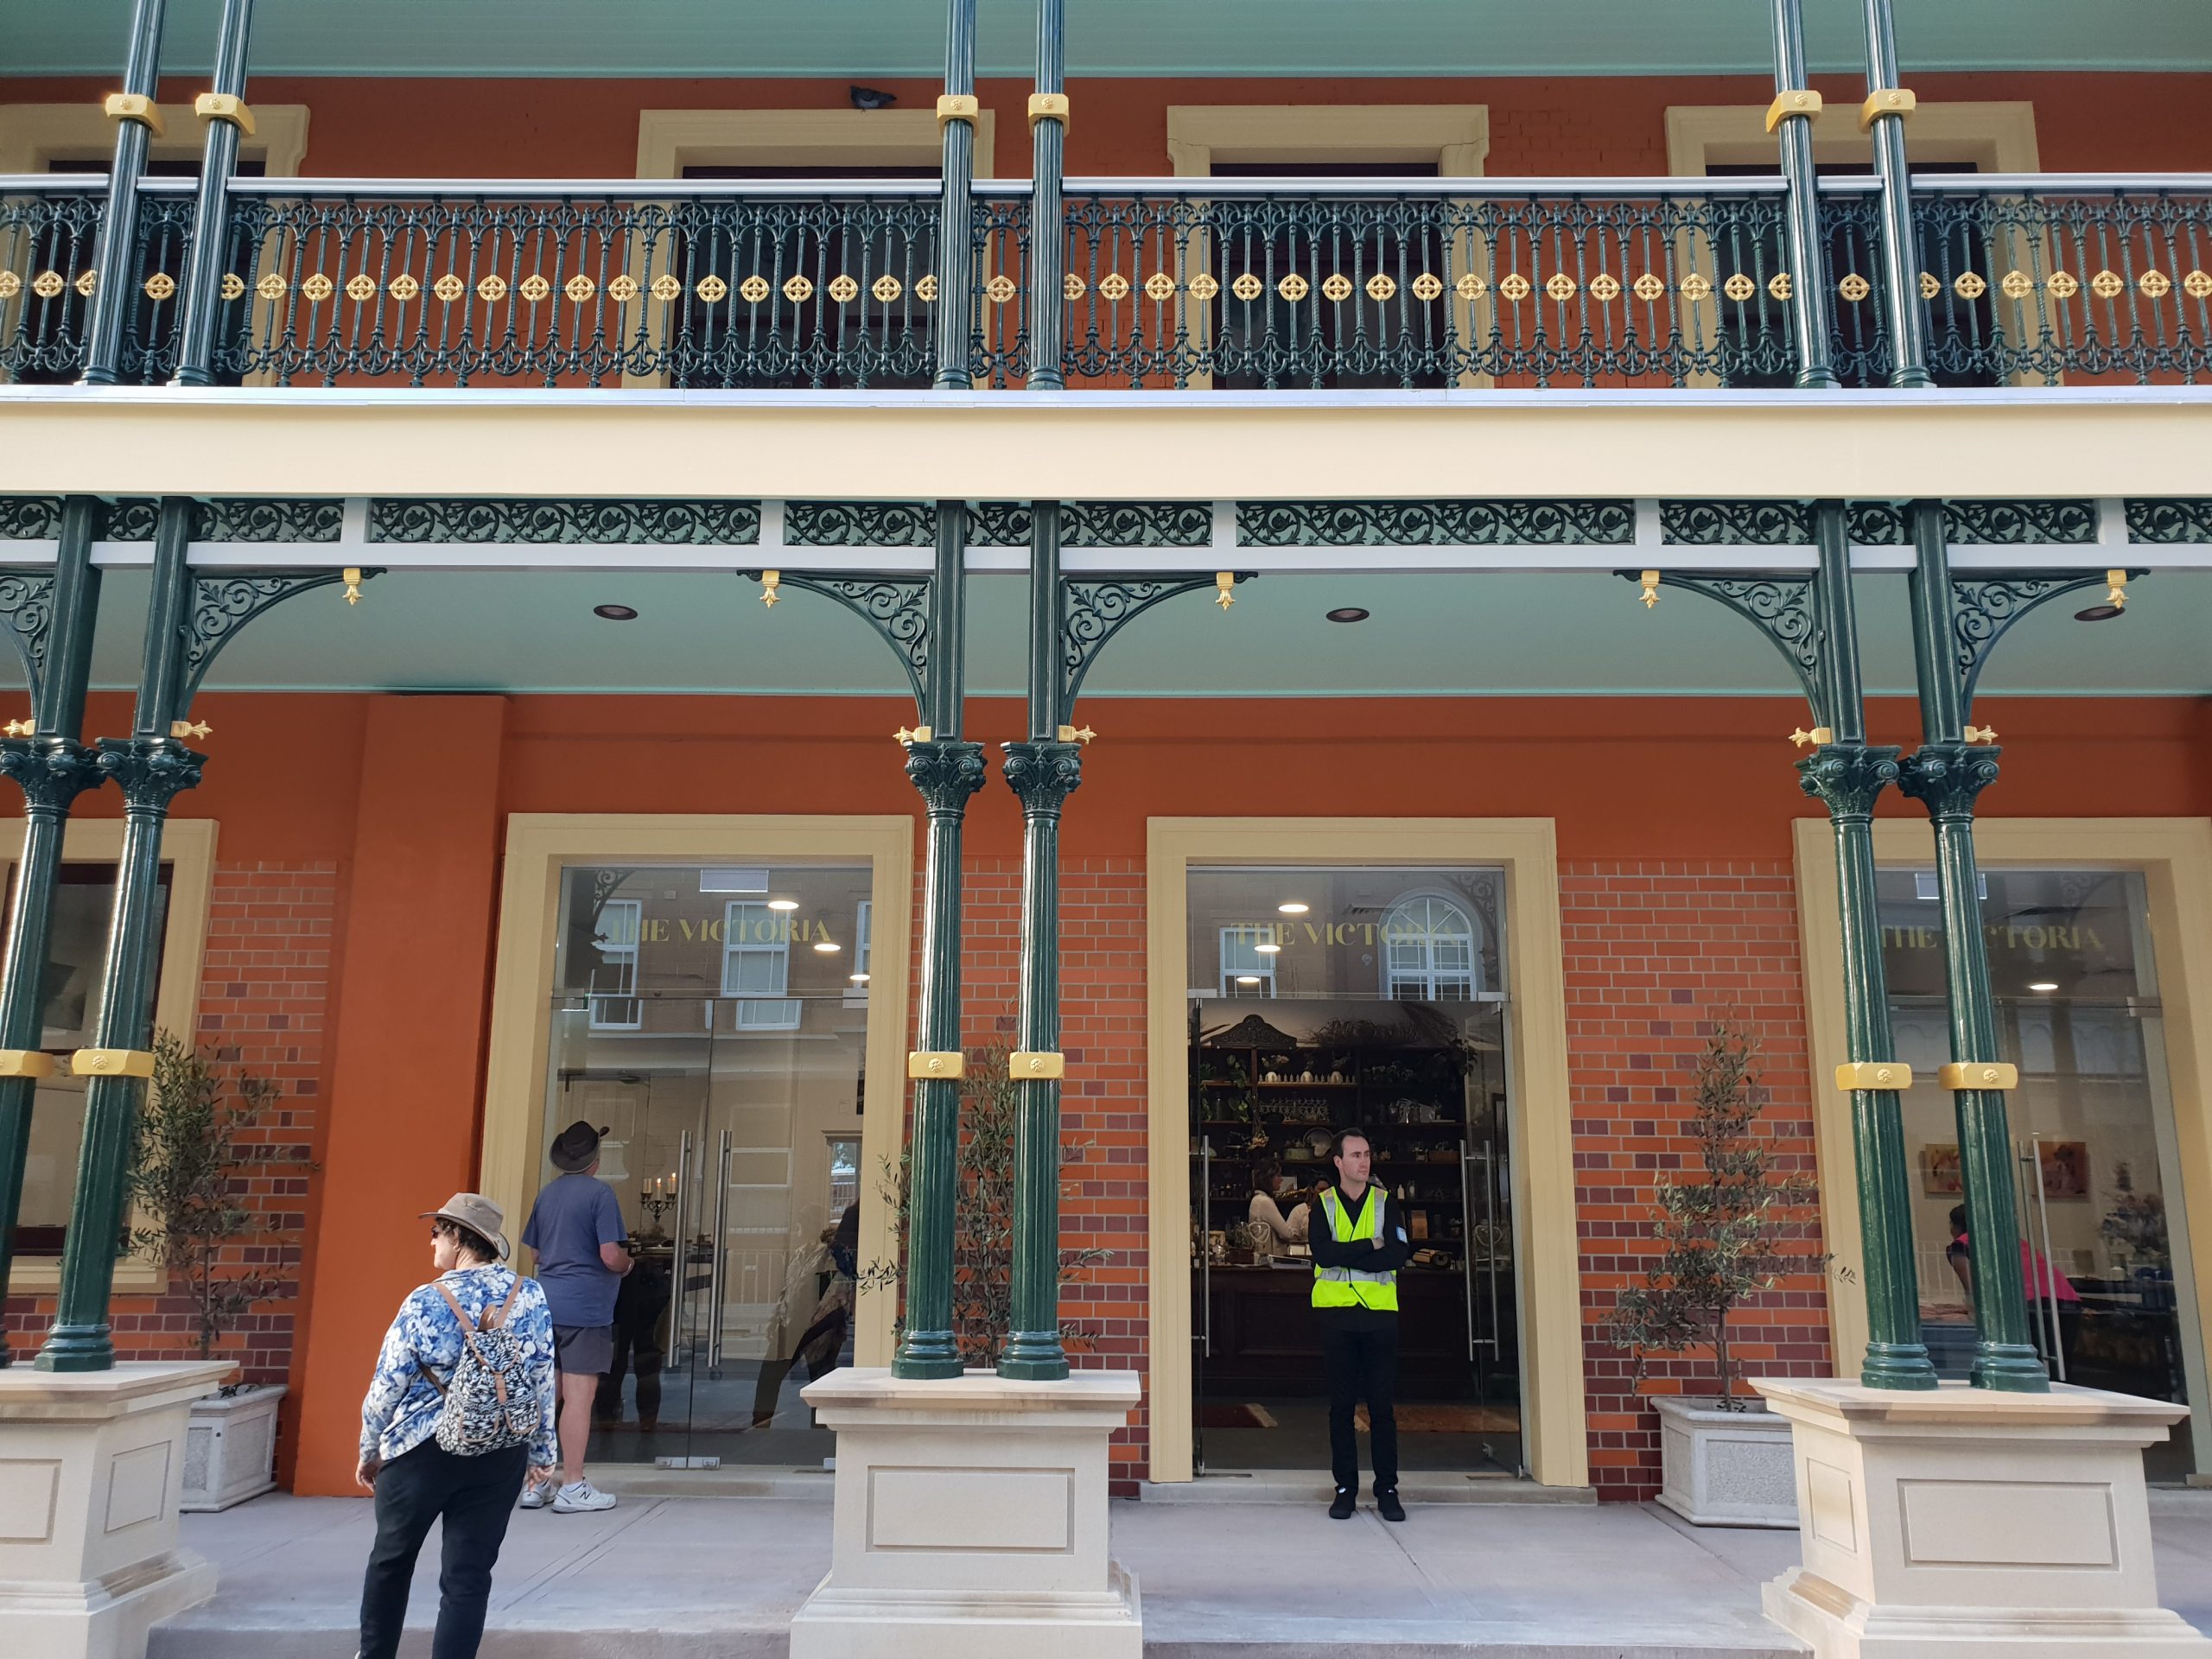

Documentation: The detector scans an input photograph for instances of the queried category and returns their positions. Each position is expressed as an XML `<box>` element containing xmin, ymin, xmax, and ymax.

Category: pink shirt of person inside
<box><xmin>1953</xmin><ymin>1229</ymin><xmax>2081</xmax><ymax>1302</ymax></box>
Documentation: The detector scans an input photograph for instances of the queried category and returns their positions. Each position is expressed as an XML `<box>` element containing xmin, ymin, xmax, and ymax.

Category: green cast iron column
<box><xmin>1796</xmin><ymin>501</ymin><xmax>1933</xmax><ymax>1389</ymax></box>
<box><xmin>893</xmin><ymin>504</ymin><xmax>985</xmax><ymax>1379</ymax></box>
<box><xmin>1770</xmin><ymin>0</ymin><xmax>1838</xmax><ymax>390</ymax></box>
<box><xmin>172</xmin><ymin>0</ymin><xmax>255</xmax><ymax>386</ymax></box>
<box><xmin>1857</xmin><ymin>0</ymin><xmax>1933</xmax><ymax>389</ymax></box>
<box><xmin>1896</xmin><ymin>501</ymin><xmax>2045</xmax><ymax>1392</ymax></box>
<box><xmin>931</xmin><ymin>0</ymin><xmax>981</xmax><ymax>391</ymax></box>
<box><xmin>999</xmin><ymin>502</ymin><xmax>1077</xmax><ymax>1380</ymax></box>
<box><xmin>1026</xmin><ymin>0</ymin><xmax>1068</xmax><ymax>391</ymax></box>
<box><xmin>82</xmin><ymin>0</ymin><xmax>171</xmax><ymax>385</ymax></box>
<box><xmin>37</xmin><ymin>499</ymin><xmax>205</xmax><ymax>1371</ymax></box>
<box><xmin>0</xmin><ymin>500</ymin><xmax>108</xmax><ymax>1363</ymax></box>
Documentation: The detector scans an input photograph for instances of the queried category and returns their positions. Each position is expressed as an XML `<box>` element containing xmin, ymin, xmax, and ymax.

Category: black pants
<box><xmin>359</xmin><ymin>1439</ymin><xmax>528</xmax><ymax>1659</ymax></box>
<box><xmin>1319</xmin><ymin>1317</ymin><xmax>1398</xmax><ymax>1493</ymax></box>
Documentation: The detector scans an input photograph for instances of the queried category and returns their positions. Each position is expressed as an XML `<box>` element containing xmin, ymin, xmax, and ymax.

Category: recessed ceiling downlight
<box><xmin>1325</xmin><ymin>607</ymin><xmax>1370</xmax><ymax>624</ymax></box>
<box><xmin>593</xmin><ymin>603</ymin><xmax>639</xmax><ymax>620</ymax></box>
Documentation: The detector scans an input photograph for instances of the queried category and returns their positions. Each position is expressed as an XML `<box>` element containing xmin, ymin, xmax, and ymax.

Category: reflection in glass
<box><xmin>1883</xmin><ymin>867</ymin><xmax>2206</xmax><ymax>1478</ymax></box>
<box><xmin>541</xmin><ymin>862</ymin><xmax>874</xmax><ymax>1468</ymax></box>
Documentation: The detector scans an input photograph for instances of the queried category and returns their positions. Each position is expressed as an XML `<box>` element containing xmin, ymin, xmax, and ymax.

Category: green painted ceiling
<box><xmin>3</xmin><ymin>0</ymin><xmax>2209</xmax><ymax>79</ymax></box>
<box><xmin>8</xmin><ymin>567</ymin><xmax>2203</xmax><ymax>703</ymax></box>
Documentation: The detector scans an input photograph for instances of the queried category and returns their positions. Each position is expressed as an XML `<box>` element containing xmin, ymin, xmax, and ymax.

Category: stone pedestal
<box><xmin>791</xmin><ymin>1367</ymin><xmax>1141</xmax><ymax>1659</ymax></box>
<box><xmin>0</xmin><ymin>1361</ymin><xmax>232</xmax><ymax>1659</ymax></box>
<box><xmin>1757</xmin><ymin>1376</ymin><xmax>2212</xmax><ymax>1657</ymax></box>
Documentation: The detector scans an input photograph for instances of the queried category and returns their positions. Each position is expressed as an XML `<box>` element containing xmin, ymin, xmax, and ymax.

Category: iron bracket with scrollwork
<box><xmin>1624</xmin><ymin>570</ymin><xmax>1827</xmax><ymax>725</ymax></box>
<box><xmin>0</xmin><ymin>570</ymin><xmax>57</xmax><ymax>713</ymax></box>
<box><xmin>1060</xmin><ymin>573</ymin><xmax>1252</xmax><ymax>722</ymax></box>
<box><xmin>1949</xmin><ymin>571</ymin><xmax>2143</xmax><ymax>717</ymax></box>
<box><xmin>176</xmin><ymin>568</ymin><xmax>385</xmax><ymax>717</ymax></box>
<box><xmin>740</xmin><ymin>570</ymin><xmax>933</xmax><ymax>714</ymax></box>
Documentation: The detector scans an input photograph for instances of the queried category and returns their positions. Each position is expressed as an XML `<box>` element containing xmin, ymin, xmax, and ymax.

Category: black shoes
<box><xmin>1329</xmin><ymin>1486</ymin><xmax>1356</xmax><ymax>1519</ymax></box>
<box><xmin>1376</xmin><ymin>1488</ymin><xmax>1407</xmax><ymax>1522</ymax></box>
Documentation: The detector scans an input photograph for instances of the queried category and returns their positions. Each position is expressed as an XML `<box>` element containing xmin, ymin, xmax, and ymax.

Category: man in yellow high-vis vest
<box><xmin>1311</xmin><ymin>1127</ymin><xmax>1409</xmax><ymax>1521</ymax></box>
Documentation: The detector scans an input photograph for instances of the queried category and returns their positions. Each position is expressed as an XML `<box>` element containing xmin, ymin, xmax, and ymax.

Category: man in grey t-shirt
<box><xmin>519</xmin><ymin>1122</ymin><xmax>632</xmax><ymax>1513</ymax></box>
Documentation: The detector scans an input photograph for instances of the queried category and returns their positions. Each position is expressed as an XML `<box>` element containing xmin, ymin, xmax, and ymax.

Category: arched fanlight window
<box><xmin>1379</xmin><ymin>893</ymin><xmax>1481</xmax><ymax>1001</ymax></box>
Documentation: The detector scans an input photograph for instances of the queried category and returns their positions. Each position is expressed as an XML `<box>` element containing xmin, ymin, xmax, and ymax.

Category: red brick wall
<box><xmin>1564</xmin><ymin>860</ymin><xmax>1830</xmax><ymax>1500</ymax></box>
<box><xmin>3</xmin><ymin>862</ymin><xmax>335</xmax><ymax>1383</ymax></box>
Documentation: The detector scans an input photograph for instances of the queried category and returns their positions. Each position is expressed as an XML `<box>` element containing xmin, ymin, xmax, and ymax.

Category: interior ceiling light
<box><xmin>850</xmin><ymin>971</ymin><xmax>870</xmax><ymax>984</ymax></box>
<box><xmin>2028</xmin><ymin>981</ymin><xmax>2059</xmax><ymax>992</ymax></box>
<box><xmin>1235</xmin><ymin>976</ymin><xmax>1262</xmax><ymax>985</ymax></box>
<box><xmin>1278</xmin><ymin>902</ymin><xmax>1310</xmax><ymax>914</ymax></box>
<box><xmin>592</xmin><ymin>603</ymin><xmax>638</xmax><ymax>620</ymax></box>
<box><xmin>2073</xmin><ymin>603</ymin><xmax>2125</xmax><ymax>622</ymax></box>
<box><xmin>1254</xmin><ymin>942</ymin><xmax>1282</xmax><ymax>955</ymax></box>
<box><xmin>767</xmin><ymin>899</ymin><xmax>799</xmax><ymax>912</ymax></box>
<box><xmin>813</xmin><ymin>940</ymin><xmax>841</xmax><ymax>953</ymax></box>
<box><xmin>1325</xmin><ymin>607</ymin><xmax>1370</xmax><ymax>624</ymax></box>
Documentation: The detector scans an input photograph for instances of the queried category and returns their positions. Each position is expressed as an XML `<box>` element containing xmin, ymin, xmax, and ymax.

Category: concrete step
<box><xmin>1141</xmin><ymin>1468</ymin><xmax>1598</xmax><ymax>1505</ymax></box>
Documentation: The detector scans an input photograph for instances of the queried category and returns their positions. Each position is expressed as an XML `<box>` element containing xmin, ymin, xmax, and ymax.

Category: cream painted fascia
<box><xmin>1664</xmin><ymin>101</ymin><xmax>2039</xmax><ymax>176</ymax></box>
<box><xmin>1146</xmin><ymin>817</ymin><xmax>1584</xmax><ymax>1489</ymax></box>
<box><xmin>636</xmin><ymin>108</ymin><xmax>995</xmax><ymax>180</ymax></box>
<box><xmin>1166</xmin><ymin>105</ymin><xmax>1488</xmax><ymax>177</ymax></box>
<box><xmin>1793</xmin><ymin>815</ymin><xmax>2212</xmax><ymax>1476</ymax></box>
<box><xmin>479</xmin><ymin>814</ymin><xmax>913</xmax><ymax>1368</ymax></box>
<box><xmin>0</xmin><ymin>102</ymin><xmax>311</xmax><ymax>176</ymax></box>
<box><xmin>6</xmin><ymin>388</ymin><xmax>2207</xmax><ymax>505</ymax></box>
<box><xmin>1</xmin><ymin>816</ymin><xmax>217</xmax><ymax>1296</ymax></box>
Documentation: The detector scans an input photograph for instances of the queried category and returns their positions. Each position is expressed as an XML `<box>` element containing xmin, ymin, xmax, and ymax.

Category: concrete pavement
<box><xmin>151</xmin><ymin>1487</ymin><xmax>2212</xmax><ymax>1658</ymax></box>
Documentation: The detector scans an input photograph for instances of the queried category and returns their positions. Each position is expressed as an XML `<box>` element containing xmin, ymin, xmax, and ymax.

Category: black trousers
<box><xmin>1319</xmin><ymin>1317</ymin><xmax>1399</xmax><ymax>1493</ymax></box>
<box><xmin>358</xmin><ymin>1439</ymin><xmax>529</xmax><ymax>1659</ymax></box>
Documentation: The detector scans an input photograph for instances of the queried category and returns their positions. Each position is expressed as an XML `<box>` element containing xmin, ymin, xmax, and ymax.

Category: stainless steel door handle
<box><xmin>706</xmin><ymin>1130</ymin><xmax>732</xmax><ymax>1377</ymax></box>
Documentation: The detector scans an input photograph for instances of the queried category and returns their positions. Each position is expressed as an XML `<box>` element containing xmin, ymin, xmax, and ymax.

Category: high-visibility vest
<box><xmin>1312</xmin><ymin>1185</ymin><xmax>1398</xmax><ymax>1313</ymax></box>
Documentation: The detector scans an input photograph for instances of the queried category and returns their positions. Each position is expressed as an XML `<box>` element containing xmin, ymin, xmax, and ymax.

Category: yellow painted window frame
<box><xmin>1146</xmin><ymin>816</ymin><xmax>1586</xmax><ymax>1489</ymax></box>
<box><xmin>0</xmin><ymin>101</ymin><xmax>312</xmax><ymax>177</ymax></box>
<box><xmin>479</xmin><ymin>813</ymin><xmax>915</xmax><ymax>1369</ymax></box>
<box><xmin>0</xmin><ymin>815</ymin><xmax>219</xmax><ymax>1295</ymax></box>
<box><xmin>1793</xmin><ymin>815</ymin><xmax>2212</xmax><ymax>1476</ymax></box>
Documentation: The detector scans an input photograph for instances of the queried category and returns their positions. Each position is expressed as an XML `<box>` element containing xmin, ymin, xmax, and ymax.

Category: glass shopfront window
<box><xmin>7</xmin><ymin>863</ymin><xmax>170</xmax><ymax>1257</ymax></box>
<box><xmin>1186</xmin><ymin>865</ymin><xmax>1522</xmax><ymax>1478</ymax></box>
<box><xmin>1883</xmin><ymin>867</ymin><xmax>2208</xmax><ymax>1478</ymax></box>
<box><xmin>540</xmin><ymin>861</ymin><xmax>873</xmax><ymax>1470</ymax></box>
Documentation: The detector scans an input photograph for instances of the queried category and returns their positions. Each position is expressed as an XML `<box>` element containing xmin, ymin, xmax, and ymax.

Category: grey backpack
<box><xmin>420</xmin><ymin>1277</ymin><xmax>537</xmax><ymax>1456</ymax></box>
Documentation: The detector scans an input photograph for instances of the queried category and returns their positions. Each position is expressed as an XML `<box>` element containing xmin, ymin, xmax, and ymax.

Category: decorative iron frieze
<box><xmin>1942</xmin><ymin>499</ymin><xmax>2097</xmax><ymax>545</ymax></box>
<box><xmin>0</xmin><ymin>499</ymin><xmax>64</xmax><ymax>541</ymax></box>
<box><xmin>180</xmin><ymin>570</ymin><xmax>374</xmax><ymax>709</ymax></box>
<box><xmin>0</xmin><ymin>572</ymin><xmax>56</xmax><ymax>707</ymax></box>
<box><xmin>785</xmin><ymin>502</ymin><xmax>938</xmax><ymax>548</ymax></box>
<box><xmin>1797</xmin><ymin>744</ymin><xmax>1904</xmax><ymax>822</ymax></box>
<box><xmin>972</xmin><ymin>501</ymin><xmax>1212</xmax><ymax>548</ymax></box>
<box><xmin>1238</xmin><ymin>500</ymin><xmax>1632</xmax><ymax>547</ymax></box>
<box><xmin>371</xmin><ymin>499</ymin><xmax>759</xmax><ymax>545</ymax></box>
<box><xmin>748</xmin><ymin>572</ymin><xmax>932</xmax><ymax>709</ymax></box>
<box><xmin>2126</xmin><ymin>499</ymin><xmax>2212</xmax><ymax>544</ymax></box>
<box><xmin>98</xmin><ymin>499</ymin><xmax>345</xmax><ymax>543</ymax></box>
<box><xmin>1663</xmin><ymin>501</ymin><xmax>1813</xmax><ymax>546</ymax></box>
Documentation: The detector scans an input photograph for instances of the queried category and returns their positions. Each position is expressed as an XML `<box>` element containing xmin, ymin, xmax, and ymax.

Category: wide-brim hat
<box><xmin>550</xmin><ymin>1120</ymin><xmax>609</xmax><ymax>1173</ymax></box>
<box><xmin>420</xmin><ymin>1192</ymin><xmax>511</xmax><ymax>1261</ymax></box>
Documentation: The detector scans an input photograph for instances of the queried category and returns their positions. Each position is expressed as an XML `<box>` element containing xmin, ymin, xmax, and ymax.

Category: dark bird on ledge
<box><xmin>849</xmin><ymin>86</ymin><xmax>898</xmax><ymax>111</ymax></box>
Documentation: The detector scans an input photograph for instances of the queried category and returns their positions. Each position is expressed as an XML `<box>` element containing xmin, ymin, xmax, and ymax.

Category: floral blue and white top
<box><xmin>359</xmin><ymin>1264</ymin><xmax>559</xmax><ymax>1468</ymax></box>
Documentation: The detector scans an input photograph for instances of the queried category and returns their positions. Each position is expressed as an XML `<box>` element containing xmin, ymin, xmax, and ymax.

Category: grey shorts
<box><xmin>552</xmin><ymin>1324</ymin><xmax>614</xmax><ymax>1376</ymax></box>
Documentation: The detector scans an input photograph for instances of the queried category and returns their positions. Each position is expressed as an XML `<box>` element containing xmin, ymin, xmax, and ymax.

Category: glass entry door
<box><xmin>1186</xmin><ymin>866</ymin><xmax>1524</xmax><ymax>1478</ymax></box>
<box><xmin>537</xmin><ymin>861</ymin><xmax>874</xmax><ymax>1470</ymax></box>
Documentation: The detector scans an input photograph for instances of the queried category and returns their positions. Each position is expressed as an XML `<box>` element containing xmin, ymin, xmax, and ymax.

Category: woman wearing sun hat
<box><xmin>356</xmin><ymin>1192</ymin><xmax>557</xmax><ymax>1659</ymax></box>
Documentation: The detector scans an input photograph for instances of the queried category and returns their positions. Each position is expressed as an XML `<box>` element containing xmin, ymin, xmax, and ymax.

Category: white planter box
<box><xmin>181</xmin><ymin>1382</ymin><xmax>285</xmax><ymax>1513</ymax></box>
<box><xmin>1653</xmin><ymin>1394</ymin><xmax>1797</xmax><ymax>1528</ymax></box>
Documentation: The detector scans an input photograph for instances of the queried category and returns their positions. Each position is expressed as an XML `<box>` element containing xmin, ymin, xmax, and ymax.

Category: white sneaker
<box><xmin>551</xmin><ymin>1479</ymin><xmax>617</xmax><ymax>1514</ymax></box>
<box><xmin>517</xmin><ymin>1478</ymin><xmax>556</xmax><ymax>1510</ymax></box>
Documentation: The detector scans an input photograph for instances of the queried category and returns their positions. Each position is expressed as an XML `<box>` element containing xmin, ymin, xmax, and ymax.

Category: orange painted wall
<box><xmin>10</xmin><ymin>689</ymin><xmax>2209</xmax><ymax>1492</ymax></box>
<box><xmin>6</xmin><ymin>71</ymin><xmax>2209</xmax><ymax>175</ymax></box>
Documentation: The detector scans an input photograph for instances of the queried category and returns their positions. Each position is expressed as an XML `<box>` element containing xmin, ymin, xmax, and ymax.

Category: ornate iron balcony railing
<box><xmin>3</xmin><ymin>172</ymin><xmax>2207</xmax><ymax>393</ymax></box>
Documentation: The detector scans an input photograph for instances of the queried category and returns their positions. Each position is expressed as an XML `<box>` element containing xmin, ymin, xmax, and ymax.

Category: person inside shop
<box><xmin>518</xmin><ymin>1121</ymin><xmax>632</xmax><ymax>1513</ymax></box>
<box><xmin>1310</xmin><ymin>1127</ymin><xmax>1410</xmax><ymax>1522</ymax></box>
<box><xmin>1948</xmin><ymin>1202</ymin><xmax>2082</xmax><ymax>1373</ymax></box>
<box><xmin>753</xmin><ymin>1203</ymin><xmax>861</xmax><ymax>1427</ymax></box>
<box><xmin>1247</xmin><ymin>1156</ymin><xmax>1310</xmax><ymax>1251</ymax></box>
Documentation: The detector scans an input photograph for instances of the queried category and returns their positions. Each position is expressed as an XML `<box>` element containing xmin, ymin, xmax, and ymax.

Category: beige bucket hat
<box><xmin>419</xmin><ymin>1192</ymin><xmax>511</xmax><ymax>1261</ymax></box>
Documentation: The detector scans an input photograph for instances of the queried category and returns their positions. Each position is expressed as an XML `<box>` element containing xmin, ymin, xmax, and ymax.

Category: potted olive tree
<box><xmin>1606</xmin><ymin>1018</ymin><xmax>1825</xmax><ymax>1528</ymax></box>
<box><xmin>127</xmin><ymin>1033</ymin><xmax>296</xmax><ymax>1511</ymax></box>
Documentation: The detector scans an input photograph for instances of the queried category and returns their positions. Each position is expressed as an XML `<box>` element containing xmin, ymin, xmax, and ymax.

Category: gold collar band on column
<box><xmin>1835</xmin><ymin>1061</ymin><xmax>1912</xmax><ymax>1090</ymax></box>
<box><xmin>1937</xmin><ymin>1061</ymin><xmax>2018</xmax><ymax>1091</ymax></box>
<box><xmin>0</xmin><ymin>1050</ymin><xmax>56</xmax><ymax>1078</ymax></box>
<box><xmin>71</xmin><ymin>1048</ymin><xmax>156</xmax><ymax>1078</ymax></box>
<box><xmin>1009</xmin><ymin>1052</ymin><xmax>1065</xmax><ymax>1079</ymax></box>
<box><xmin>1765</xmin><ymin>90</ymin><xmax>1823</xmax><ymax>133</ymax></box>
<box><xmin>907</xmin><ymin>1051</ymin><xmax>967</xmax><ymax>1080</ymax></box>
